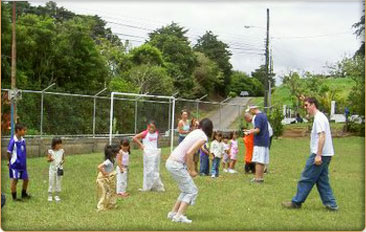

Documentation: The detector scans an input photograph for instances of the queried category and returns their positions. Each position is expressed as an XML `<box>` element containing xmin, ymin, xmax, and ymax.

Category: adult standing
<box><xmin>245</xmin><ymin>105</ymin><xmax>270</xmax><ymax>183</ymax></box>
<box><xmin>282</xmin><ymin>97</ymin><xmax>338</xmax><ymax>211</ymax></box>
<box><xmin>177</xmin><ymin>110</ymin><xmax>190</xmax><ymax>144</ymax></box>
<box><xmin>166</xmin><ymin>118</ymin><xmax>213</xmax><ymax>223</ymax></box>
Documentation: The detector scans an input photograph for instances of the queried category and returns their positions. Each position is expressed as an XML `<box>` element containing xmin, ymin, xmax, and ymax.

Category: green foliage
<box><xmin>251</xmin><ymin>64</ymin><xmax>275</xmax><ymax>89</ymax></box>
<box><xmin>229</xmin><ymin>71</ymin><xmax>264</xmax><ymax>96</ymax></box>
<box><xmin>346</xmin><ymin>121</ymin><xmax>365</xmax><ymax>137</ymax></box>
<box><xmin>148</xmin><ymin>23</ymin><xmax>197</xmax><ymax>97</ymax></box>
<box><xmin>123</xmin><ymin>65</ymin><xmax>174</xmax><ymax>95</ymax></box>
<box><xmin>192</xmin><ymin>52</ymin><xmax>223</xmax><ymax>97</ymax></box>
<box><xmin>228</xmin><ymin>91</ymin><xmax>237</xmax><ymax>98</ymax></box>
<box><xmin>268</xmin><ymin>107</ymin><xmax>284</xmax><ymax>137</ymax></box>
<box><xmin>109</xmin><ymin>77</ymin><xmax>138</xmax><ymax>93</ymax></box>
<box><xmin>129</xmin><ymin>44</ymin><xmax>165</xmax><ymax>66</ymax></box>
<box><xmin>194</xmin><ymin>31</ymin><xmax>232</xmax><ymax>95</ymax></box>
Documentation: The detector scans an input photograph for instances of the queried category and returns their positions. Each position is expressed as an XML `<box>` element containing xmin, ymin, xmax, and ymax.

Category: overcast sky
<box><xmin>30</xmin><ymin>1</ymin><xmax>364</xmax><ymax>84</ymax></box>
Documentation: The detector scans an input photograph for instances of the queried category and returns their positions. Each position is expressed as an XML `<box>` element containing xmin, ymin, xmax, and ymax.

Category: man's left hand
<box><xmin>314</xmin><ymin>155</ymin><xmax>322</xmax><ymax>166</ymax></box>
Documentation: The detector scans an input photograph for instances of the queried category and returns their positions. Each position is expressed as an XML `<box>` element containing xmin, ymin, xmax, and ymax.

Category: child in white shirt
<box><xmin>116</xmin><ymin>138</ymin><xmax>130</xmax><ymax>198</ymax></box>
<box><xmin>47</xmin><ymin>137</ymin><xmax>65</xmax><ymax>202</ymax></box>
<box><xmin>210</xmin><ymin>131</ymin><xmax>224</xmax><ymax>178</ymax></box>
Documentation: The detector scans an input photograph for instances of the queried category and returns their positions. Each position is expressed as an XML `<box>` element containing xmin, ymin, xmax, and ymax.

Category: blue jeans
<box><xmin>200</xmin><ymin>155</ymin><xmax>210</xmax><ymax>175</ymax></box>
<box><xmin>211</xmin><ymin>157</ymin><xmax>221</xmax><ymax>177</ymax></box>
<box><xmin>292</xmin><ymin>153</ymin><xmax>337</xmax><ymax>208</ymax></box>
<box><xmin>178</xmin><ymin>135</ymin><xmax>186</xmax><ymax>144</ymax></box>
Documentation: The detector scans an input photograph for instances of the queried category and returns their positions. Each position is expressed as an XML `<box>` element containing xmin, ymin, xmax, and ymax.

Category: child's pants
<box><xmin>199</xmin><ymin>155</ymin><xmax>210</xmax><ymax>175</ymax></box>
<box><xmin>143</xmin><ymin>149</ymin><xmax>165</xmax><ymax>191</ymax></box>
<box><xmin>211</xmin><ymin>157</ymin><xmax>221</xmax><ymax>177</ymax></box>
<box><xmin>48</xmin><ymin>167</ymin><xmax>62</xmax><ymax>193</ymax></box>
<box><xmin>116</xmin><ymin>166</ymin><xmax>128</xmax><ymax>194</ymax></box>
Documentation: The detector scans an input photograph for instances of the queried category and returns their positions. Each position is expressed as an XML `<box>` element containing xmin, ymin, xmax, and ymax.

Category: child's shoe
<box><xmin>117</xmin><ymin>192</ymin><xmax>130</xmax><ymax>198</ymax></box>
<box><xmin>211</xmin><ymin>174</ymin><xmax>216</xmax><ymax>178</ymax></box>
<box><xmin>54</xmin><ymin>196</ymin><xmax>61</xmax><ymax>202</ymax></box>
<box><xmin>228</xmin><ymin>169</ymin><xmax>237</xmax><ymax>174</ymax></box>
<box><xmin>167</xmin><ymin>211</ymin><xmax>176</xmax><ymax>219</ymax></box>
<box><xmin>48</xmin><ymin>196</ymin><xmax>53</xmax><ymax>202</ymax></box>
<box><xmin>223</xmin><ymin>169</ymin><xmax>228</xmax><ymax>173</ymax></box>
<box><xmin>172</xmin><ymin>214</ymin><xmax>192</xmax><ymax>223</ymax></box>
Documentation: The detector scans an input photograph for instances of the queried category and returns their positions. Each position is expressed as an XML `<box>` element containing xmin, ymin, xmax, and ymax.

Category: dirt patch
<box><xmin>281</xmin><ymin>128</ymin><xmax>353</xmax><ymax>138</ymax></box>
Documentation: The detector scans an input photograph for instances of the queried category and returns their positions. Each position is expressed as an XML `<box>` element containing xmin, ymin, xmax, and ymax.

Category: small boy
<box><xmin>7</xmin><ymin>123</ymin><xmax>31</xmax><ymax>201</ymax></box>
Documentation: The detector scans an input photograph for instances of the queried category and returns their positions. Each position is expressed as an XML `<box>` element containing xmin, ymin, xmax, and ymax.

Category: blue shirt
<box><xmin>7</xmin><ymin>135</ymin><xmax>27</xmax><ymax>170</ymax></box>
<box><xmin>253</xmin><ymin>113</ymin><xmax>269</xmax><ymax>147</ymax></box>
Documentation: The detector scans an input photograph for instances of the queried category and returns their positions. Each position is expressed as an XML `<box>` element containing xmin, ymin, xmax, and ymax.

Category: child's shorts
<box><xmin>223</xmin><ymin>153</ymin><xmax>230</xmax><ymax>163</ymax></box>
<box><xmin>9</xmin><ymin>168</ymin><xmax>28</xmax><ymax>180</ymax></box>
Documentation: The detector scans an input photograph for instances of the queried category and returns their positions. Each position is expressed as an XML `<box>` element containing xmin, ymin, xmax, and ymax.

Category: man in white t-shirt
<box><xmin>282</xmin><ymin>97</ymin><xmax>338</xmax><ymax>211</ymax></box>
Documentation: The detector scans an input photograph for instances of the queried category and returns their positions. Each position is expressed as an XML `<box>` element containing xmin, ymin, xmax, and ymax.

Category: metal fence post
<box><xmin>170</xmin><ymin>97</ymin><xmax>176</xmax><ymax>152</ymax></box>
<box><xmin>40</xmin><ymin>83</ymin><xmax>55</xmax><ymax>138</ymax></box>
<box><xmin>93</xmin><ymin>88</ymin><xmax>107</xmax><ymax>138</ymax></box>
<box><xmin>134</xmin><ymin>100</ymin><xmax>138</xmax><ymax>134</ymax></box>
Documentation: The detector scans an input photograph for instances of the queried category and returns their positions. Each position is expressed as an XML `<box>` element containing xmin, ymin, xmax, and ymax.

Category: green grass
<box><xmin>1</xmin><ymin>137</ymin><xmax>364</xmax><ymax>231</ymax></box>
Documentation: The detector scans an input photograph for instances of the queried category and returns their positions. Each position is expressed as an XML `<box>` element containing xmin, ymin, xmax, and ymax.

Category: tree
<box><xmin>148</xmin><ymin>23</ymin><xmax>197</xmax><ymax>97</ymax></box>
<box><xmin>192</xmin><ymin>52</ymin><xmax>223</xmax><ymax>97</ymax></box>
<box><xmin>194</xmin><ymin>31</ymin><xmax>232</xmax><ymax>96</ymax></box>
<box><xmin>123</xmin><ymin>65</ymin><xmax>174</xmax><ymax>95</ymax></box>
<box><xmin>251</xmin><ymin>64</ymin><xmax>275</xmax><ymax>88</ymax></box>
<box><xmin>353</xmin><ymin>4</ymin><xmax>365</xmax><ymax>58</ymax></box>
<box><xmin>128</xmin><ymin>44</ymin><xmax>165</xmax><ymax>66</ymax></box>
<box><xmin>229</xmin><ymin>71</ymin><xmax>264</xmax><ymax>96</ymax></box>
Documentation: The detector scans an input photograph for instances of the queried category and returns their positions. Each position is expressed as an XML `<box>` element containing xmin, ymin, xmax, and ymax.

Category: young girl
<box><xmin>166</xmin><ymin>118</ymin><xmax>213</xmax><ymax>223</ymax></box>
<box><xmin>133</xmin><ymin>121</ymin><xmax>165</xmax><ymax>192</ymax></box>
<box><xmin>199</xmin><ymin>142</ymin><xmax>210</xmax><ymax>176</ymax></box>
<box><xmin>228</xmin><ymin>132</ymin><xmax>239</xmax><ymax>174</ymax></box>
<box><xmin>116</xmin><ymin>138</ymin><xmax>130</xmax><ymax>198</ymax></box>
<box><xmin>210</xmin><ymin>131</ymin><xmax>224</xmax><ymax>178</ymax></box>
<box><xmin>47</xmin><ymin>137</ymin><xmax>65</xmax><ymax>202</ymax></box>
<box><xmin>96</xmin><ymin>144</ymin><xmax>119</xmax><ymax>212</ymax></box>
<box><xmin>222</xmin><ymin>135</ymin><xmax>231</xmax><ymax>173</ymax></box>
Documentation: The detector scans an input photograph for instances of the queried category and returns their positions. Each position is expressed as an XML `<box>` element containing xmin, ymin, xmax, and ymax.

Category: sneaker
<box><xmin>325</xmin><ymin>204</ymin><xmax>339</xmax><ymax>211</ymax></box>
<box><xmin>250</xmin><ymin>178</ymin><xmax>264</xmax><ymax>183</ymax></box>
<box><xmin>54</xmin><ymin>196</ymin><xmax>61</xmax><ymax>202</ymax></box>
<box><xmin>117</xmin><ymin>192</ymin><xmax>130</xmax><ymax>198</ymax></box>
<box><xmin>223</xmin><ymin>169</ymin><xmax>228</xmax><ymax>173</ymax></box>
<box><xmin>167</xmin><ymin>211</ymin><xmax>177</xmax><ymax>219</ymax></box>
<box><xmin>281</xmin><ymin>201</ymin><xmax>301</xmax><ymax>209</ymax></box>
<box><xmin>172</xmin><ymin>214</ymin><xmax>192</xmax><ymax>224</ymax></box>
<box><xmin>48</xmin><ymin>196</ymin><xmax>53</xmax><ymax>202</ymax></box>
<box><xmin>211</xmin><ymin>174</ymin><xmax>216</xmax><ymax>178</ymax></box>
<box><xmin>228</xmin><ymin>169</ymin><xmax>237</xmax><ymax>174</ymax></box>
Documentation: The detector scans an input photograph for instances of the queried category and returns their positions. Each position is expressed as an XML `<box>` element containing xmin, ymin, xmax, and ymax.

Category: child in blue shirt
<box><xmin>7</xmin><ymin>123</ymin><xmax>31</xmax><ymax>201</ymax></box>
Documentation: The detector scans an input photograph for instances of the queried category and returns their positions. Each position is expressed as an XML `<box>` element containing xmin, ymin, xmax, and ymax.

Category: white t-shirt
<box><xmin>117</xmin><ymin>150</ymin><xmax>129</xmax><ymax>166</ymax></box>
<box><xmin>210</xmin><ymin>140</ymin><xmax>224</xmax><ymax>158</ymax></box>
<box><xmin>170</xmin><ymin>129</ymin><xmax>208</xmax><ymax>163</ymax></box>
<box><xmin>310</xmin><ymin>111</ymin><xmax>334</xmax><ymax>156</ymax></box>
<box><xmin>48</xmin><ymin>149</ymin><xmax>64</xmax><ymax>169</ymax></box>
<box><xmin>103</xmin><ymin>159</ymin><xmax>114</xmax><ymax>173</ymax></box>
<box><xmin>142</xmin><ymin>131</ymin><xmax>158</xmax><ymax>151</ymax></box>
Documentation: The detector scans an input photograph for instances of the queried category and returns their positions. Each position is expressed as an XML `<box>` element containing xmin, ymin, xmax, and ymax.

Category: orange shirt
<box><xmin>243</xmin><ymin>134</ymin><xmax>254</xmax><ymax>164</ymax></box>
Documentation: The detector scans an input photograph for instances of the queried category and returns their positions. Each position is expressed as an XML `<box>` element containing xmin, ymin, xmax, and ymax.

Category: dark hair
<box><xmin>51</xmin><ymin>137</ymin><xmax>62</xmax><ymax>149</ymax></box>
<box><xmin>212</xmin><ymin>131</ymin><xmax>222</xmax><ymax>141</ymax></box>
<box><xmin>15</xmin><ymin>123</ymin><xmax>26</xmax><ymax>132</ymax></box>
<box><xmin>304</xmin><ymin>97</ymin><xmax>319</xmax><ymax>109</ymax></box>
<box><xmin>223</xmin><ymin>133</ymin><xmax>230</xmax><ymax>140</ymax></box>
<box><xmin>120</xmin><ymin>138</ymin><xmax>131</xmax><ymax>154</ymax></box>
<box><xmin>148</xmin><ymin>120</ymin><xmax>156</xmax><ymax>127</ymax></box>
<box><xmin>231</xmin><ymin>131</ymin><xmax>239</xmax><ymax>138</ymax></box>
<box><xmin>198</xmin><ymin>118</ymin><xmax>213</xmax><ymax>138</ymax></box>
<box><xmin>181</xmin><ymin>110</ymin><xmax>188</xmax><ymax>116</ymax></box>
<box><xmin>104</xmin><ymin>144</ymin><xmax>119</xmax><ymax>163</ymax></box>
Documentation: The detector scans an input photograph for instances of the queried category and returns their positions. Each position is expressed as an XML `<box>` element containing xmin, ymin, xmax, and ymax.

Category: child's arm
<box><xmin>201</xmin><ymin>145</ymin><xmax>209</xmax><ymax>155</ymax></box>
<box><xmin>61</xmin><ymin>150</ymin><xmax>65</xmax><ymax>164</ymax></box>
<box><xmin>116</xmin><ymin>153</ymin><xmax>124</xmax><ymax>173</ymax></box>
<box><xmin>133</xmin><ymin>132</ymin><xmax>145</xmax><ymax>150</ymax></box>
<box><xmin>47</xmin><ymin>150</ymin><xmax>54</xmax><ymax>162</ymax></box>
<box><xmin>97</xmin><ymin>163</ymin><xmax>108</xmax><ymax>176</ymax></box>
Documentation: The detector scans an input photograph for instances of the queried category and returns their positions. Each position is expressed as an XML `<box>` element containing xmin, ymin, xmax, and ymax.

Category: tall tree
<box><xmin>251</xmin><ymin>64</ymin><xmax>275</xmax><ymax>89</ymax></box>
<box><xmin>353</xmin><ymin>4</ymin><xmax>365</xmax><ymax>58</ymax></box>
<box><xmin>194</xmin><ymin>31</ymin><xmax>232</xmax><ymax>96</ymax></box>
<box><xmin>148</xmin><ymin>22</ymin><xmax>197</xmax><ymax>97</ymax></box>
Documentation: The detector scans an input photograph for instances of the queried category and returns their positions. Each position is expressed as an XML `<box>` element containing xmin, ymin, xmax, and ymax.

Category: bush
<box><xmin>268</xmin><ymin>107</ymin><xmax>284</xmax><ymax>137</ymax></box>
<box><xmin>346</xmin><ymin>121</ymin><xmax>365</xmax><ymax>137</ymax></box>
<box><xmin>228</xmin><ymin>91</ymin><xmax>237</xmax><ymax>98</ymax></box>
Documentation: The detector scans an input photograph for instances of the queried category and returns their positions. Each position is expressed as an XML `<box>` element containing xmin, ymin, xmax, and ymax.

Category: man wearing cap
<box><xmin>245</xmin><ymin>105</ymin><xmax>270</xmax><ymax>183</ymax></box>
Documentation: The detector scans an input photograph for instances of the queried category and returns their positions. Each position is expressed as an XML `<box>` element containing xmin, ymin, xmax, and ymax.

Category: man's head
<box><xmin>248</xmin><ymin>105</ymin><xmax>260</xmax><ymax>115</ymax></box>
<box><xmin>304</xmin><ymin>97</ymin><xmax>319</xmax><ymax>116</ymax></box>
<box><xmin>244</xmin><ymin>112</ymin><xmax>253</xmax><ymax>123</ymax></box>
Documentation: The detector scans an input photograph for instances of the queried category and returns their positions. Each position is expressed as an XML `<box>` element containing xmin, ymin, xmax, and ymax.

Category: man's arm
<box><xmin>314</xmin><ymin>132</ymin><xmax>325</xmax><ymax>165</ymax></box>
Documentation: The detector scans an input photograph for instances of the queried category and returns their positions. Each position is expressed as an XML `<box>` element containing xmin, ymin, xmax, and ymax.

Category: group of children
<box><xmin>199</xmin><ymin>131</ymin><xmax>240</xmax><ymax>177</ymax></box>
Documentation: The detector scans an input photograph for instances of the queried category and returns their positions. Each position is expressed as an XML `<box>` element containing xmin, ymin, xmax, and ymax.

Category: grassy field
<box><xmin>1</xmin><ymin>137</ymin><xmax>364</xmax><ymax>231</ymax></box>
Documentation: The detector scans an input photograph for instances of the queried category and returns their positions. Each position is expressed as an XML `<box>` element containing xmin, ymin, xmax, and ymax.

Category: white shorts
<box><xmin>165</xmin><ymin>159</ymin><xmax>198</xmax><ymax>205</ymax></box>
<box><xmin>230</xmin><ymin>151</ymin><xmax>238</xmax><ymax>160</ymax></box>
<box><xmin>252</xmin><ymin>146</ymin><xmax>270</xmax><ymax>165</ymax></box>
<box><xmin>223</xmin><ymin>153</ymin><xmax>230</xmax><ymax>163</ymax></box>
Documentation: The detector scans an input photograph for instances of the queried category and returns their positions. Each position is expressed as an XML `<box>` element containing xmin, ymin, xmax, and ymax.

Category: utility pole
<box><xmin>11</xmin><ymin>2</ymin><xmax>17</xmax><ymax>135</ymax></box>
<box><xmin>264</xmin><ymin>8</ymin><xmax>270</xmax><ymax>113</ymax></box>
